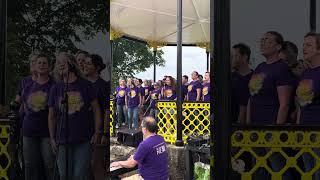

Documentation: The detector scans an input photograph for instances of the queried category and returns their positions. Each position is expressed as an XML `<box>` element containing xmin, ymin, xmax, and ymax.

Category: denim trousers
<box><xmin>57</xmin><ymin>141</ymin><xmax>92</xmax><ymax>180</ymax></box>
<box><xmin>253</xmin><ymin>148</ymin><xmax>292</xmax><ymax>180</ymax></box>
<box><xmin>302</xmin><ymin>148</ymin><xmax>320</xmax><ymax>180</ymax></box>
<box><xmin>116</xmin><ymin>105</ymin><xmax>127</xmax><ymax>124</ymax></box>
<box><xmin>127</xmin><ymin>106</ymin><xmax>139</xmax><ymax>128</ymax></box>
<box><xmin>149</xmin><ymin>108</ymin><xmax>158</xmax><ymax>120</ymax></box>
<box><xmin>23</xmin><ymin>136</ymin><xmax>55</xmax><ymax>180</ymax></box>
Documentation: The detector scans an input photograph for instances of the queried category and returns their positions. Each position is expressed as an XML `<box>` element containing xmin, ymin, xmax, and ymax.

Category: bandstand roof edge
<box><xmin>110</xmin><ymin>0</ymin><xmax>211</xmax><ymax>49</ymax></box>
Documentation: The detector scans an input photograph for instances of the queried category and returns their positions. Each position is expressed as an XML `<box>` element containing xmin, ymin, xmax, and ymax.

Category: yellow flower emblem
<box><xmin>249</xmin><ymin>73</ymin><xmax>265</xmax><ymax>95</ymax></box>
<box><xmin>130</xmin><ymin>90</ymin><xmax>136</xmax><ymax>98</ymax></box>
<box><xmin>296</xmin><ymin>79</ymin><xmax>314</xmax><ymax>106</ymax></box>
<box><xmin>202</xmin><ymin>87</ymin><xmax>208</xmax><ymax>96</ymax></box>
<box><xmin>27</xmin><ymin>91</ymin><xmax>47</xmax><ymax>112</ymax></box>
<box><xmin>118</xmin><ymin>90</ymin><xmax>125</xmax><ymax>97</ymax></box>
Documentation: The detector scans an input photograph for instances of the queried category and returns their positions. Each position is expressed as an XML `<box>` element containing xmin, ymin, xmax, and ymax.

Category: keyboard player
<box><xmin>110</xmin><ymin>116</ymin><xmax>168</xmax><ymax>180</ymax></box>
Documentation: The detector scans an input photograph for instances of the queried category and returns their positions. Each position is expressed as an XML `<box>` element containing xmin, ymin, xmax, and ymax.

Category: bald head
<box><xmin>141</xmin><ymin>116</ymin><xmax>158</xmax><ymax>133</ymax></box>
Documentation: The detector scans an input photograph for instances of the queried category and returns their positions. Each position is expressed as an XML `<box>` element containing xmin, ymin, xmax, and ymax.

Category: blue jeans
<box><xmin>128</xmin><ymin>107</ymin><xmax>139</xmax><ymax>128</ymax></box>
<box><xmin>57</xmin><ymin>141</ymin><xmax>92</xmax><ymax>180</ymax></box>
<box><xmin>253</xmin><ymin>148</ymin><xmax>292</xmax><ymax>180</ymax></box>
<box><xmin>117</xmin><ymin>105</ymin><xmax>127</xmax><ymax>124</ymax></box>
<box><xmin>149</xmin><ymin>108</ymin><xmax>158</xmax><ymax>119</ymax></box>
<box><xmin>23</xmin><ymin>136</ymin><xmax>55</xmax><ymax>180</ymax></box>
<box><xmin>303</xmin><ymin>148</ymin><xmax>320</xmax><ymax>180</ymax></box>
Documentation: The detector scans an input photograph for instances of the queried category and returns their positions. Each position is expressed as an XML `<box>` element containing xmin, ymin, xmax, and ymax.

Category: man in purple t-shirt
<box><xmin>231</xmin><ymin>43</ymin><xmax>253</xmax><ymax>124</ymax></box>
<box><xmin>187</xmin><ymin>71</ymin><xmax>202</xmax><ymax>101</ymax></box>
<box><xmin>182</xmin><ymin>75</ymin><xmax>189</xmax><ymax>101</ymax></box>
<box><xmin>247</xmin><ymin>31</ymin><xmax>295</xmax><ymax>180</ymax></box>
<box><xmin>110</xmin><ymin>116</ymin><xmax>168</xmax><ymax>180</ymax></box>
<box><xmin>247</xmin><ymin>31</ymin><xmax>295</xmax><ymax>126</ymax></box>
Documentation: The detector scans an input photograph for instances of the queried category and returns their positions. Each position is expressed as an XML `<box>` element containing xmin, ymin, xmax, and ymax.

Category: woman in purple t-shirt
<box><xmin>161</xmin><ymin>76</ymin><xmax>176</xmax><ymax>101</ymax></box>
<box><xmin>115</xmin><ymin>79</ymin><xmax>127</xmax><ymax>128</ymax></box>
<box><xmin>145</xmin><ymin>82</ymin><xmax>161</xmax><ymax>118</ymax></box>
<box><xmin>161</xmin><ymin>76</ymin><xmax>177</xmax><ymax>133</ymax></box>
<box><xmin>202</xmin><ymin>72</ymin><xmax>211</xmax><ymax>102</ymax></box>
<box><xmin>125</xmin><ymin>78</ymin><xmax>142</xmax><ymax>129</ymax></box>
<box><xmin>84</xmin><ymin>54</ymin><xmax>110</xmax><ymax>180</ymax></box>
<box><xmin>187</xmin><ymin>71</ymin><xmax>202</xmax><ymax>101</ymax></box>
<box><xmin>296</xmin><ymin>53</ymin><xmax>320</xmax><ymax>178</ymax></box>
<box><xmin>16</xmin><ymin>54</ymin><xmax>38</xmax><ymax>104</ymax></box>
<box><xmin>21</xmin><ymin>54</ymin><xmax>55</xmax><ymax>180</ymax></box>
<box><xmin>48</xmin><ymin>52</ymin><xmax>102</xmax><ymax>180</ymax></box>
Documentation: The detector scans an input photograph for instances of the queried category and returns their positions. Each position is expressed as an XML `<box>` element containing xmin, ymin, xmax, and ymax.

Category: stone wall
<box><xmin>167</xmin><ymin>145</ymin><xmax>186</xmax><ymax>180</ymax></box>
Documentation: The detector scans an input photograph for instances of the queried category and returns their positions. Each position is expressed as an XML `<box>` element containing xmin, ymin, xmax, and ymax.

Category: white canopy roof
<box><xmin>110</xmin><ymin>0</ymin><xmax>210</xmax><ymax>46</ymax></box>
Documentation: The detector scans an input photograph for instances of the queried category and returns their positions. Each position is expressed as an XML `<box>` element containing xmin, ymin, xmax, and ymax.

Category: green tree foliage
<box><xmin>6</xmin><ymin>0</ymin><xmax>164</xmax><ymax>102</ymax></box>
<box><xmin>112</xmin><ymin>38</ymin><xmax>165</xmax><ymax>89</ymax></box>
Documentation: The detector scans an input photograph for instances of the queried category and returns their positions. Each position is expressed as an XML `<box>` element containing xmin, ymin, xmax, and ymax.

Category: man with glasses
<box><xmin>110</xmin><ymin>116</ymin><xmax>168</xmax><ymax>180</ymax></box>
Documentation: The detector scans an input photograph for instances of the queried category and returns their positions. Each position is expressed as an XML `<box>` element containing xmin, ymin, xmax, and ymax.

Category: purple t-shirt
<box><xmin>126</xmin><ymin>86</ymin><xmax>140</xmax><ymax>108</ymax></box>
<box><xmin>92</xmin><ymin>78</ymin><xmax>110</xmax><ymax>132</ymax></box>
<box><xmin>93</xmin><ymin>78</ymin><xmax>109</xmax><ymax>115</ymax></box>
<box><xmin>48</xmin><ymin>78</ymin><xmax>97</xmax><ymax>144</ymax></box>
<box><xmin>187</xmin><ymin>80</ymin><xmax>202</xmax><ymax>101</ymax></box>
<box><xmin>231</xmin><ymin>71</ymin><xmax>253</xmax><ymax>122</ymax></box>
<box><xmin>249</xmin><ymin>60</ymin><xmax>295</xmax><ymax>125</ymax></box>
<box><xmin>17</xmin><ymin>75</ymin><xmax>34</xmax><ymax>96</ymax></box>
<box><xmin>21</xmin><ymin>79</ymin><xmax>55</xmax><ymax>137</ymax></box>
<box><xmin>202</xmin><ymin>82</ymin><xmax>211</xmax><ymax>102</ymax></box>
<box><xmin>133</xmin><ymin>135</ymin><xmax>168</xmax><ymax>180</ymax></box>
<box><xmin>161</xmin><ymin>86</ymin><xmax>176</xmax><ymax>100</ymax></box>
<box><xmin>144</xmin><ymin>86</ymin><xmax>152</xmax><ymax>99</ymax></box>
<box><xmin>116</xmin><ymin>86</ymin><xmax>127</xmax><ymax>105</ymax></box>
<box><xmin>182</xmin><ymin>84</ymin><xmax>188</xmax><ymax>100</ymax></box>
<box><xmin>296</xmin><ymin>67</ymin><xmax>320</xmax><ymax>124</ymax></box>
<box><xmin>138</xmin><ymin>86</ymin><xmax>145</xmax><ymax>97</ymax></box>
<box><xmin>150</xmin><ymin>89</ymin><xmax>161</xmax><ymax>108</ymax></box>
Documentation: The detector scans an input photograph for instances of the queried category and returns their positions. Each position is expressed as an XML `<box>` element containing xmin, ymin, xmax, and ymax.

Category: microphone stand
<box><xmin>56</xmin><ymin>70</ymin><xmax>70</xmax><ymax>180</ymax></box>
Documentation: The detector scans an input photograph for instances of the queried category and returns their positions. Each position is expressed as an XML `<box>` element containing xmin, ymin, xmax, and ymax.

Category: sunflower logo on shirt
<box><xmin>188</xmin><ymin>84</ymin><xmax>193</xmax><ymax>92</ymax></box>
<box><xmin>118</xmin><ymin>90</ymin><xmax>125</xmax><ymax>97</ymax></box>
<box><xmin>296</xmin><ymin>79</ymin><xmax>314</xmax><ymax>107</ymax></box>
<box><xmin>249</xmin><ymin>73</ymin><xmax>265</xmax><ymax>95</ymax></box>
<box><xmin>130</xmin><ymin>90</ymin><xmax>136</xmax><ymax>98</ymax></box>
<box><xmin>67</xmin><ymin>91</ymin><xmax>84</xmax><ymax>114</ymax></box>
<box><xmin>27</xmin><ymin>91</ymin><xmax>47</xmax><ymax>112</ymax></box>
<box><xmin>151</xmin><ymin>93</ymin><xmax>157</xmax><ymax>100</ymax></box>
<box><xmin>165</xmin><ymin>89</ymin><xmax>173</xmax><ymax>98</ymax></box>
<box><xmin>202</xmin><ymin>87</ymin><xmax>208</xmax><ymax>96</ymax></box>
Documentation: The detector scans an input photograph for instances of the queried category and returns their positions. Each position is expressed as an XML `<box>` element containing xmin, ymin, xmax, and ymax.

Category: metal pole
<box><xmin>206</xmin><ymin>51</ymin><xmax>209</xmax><ymax>72</ymax></box>
<box><xmin>153</xmin><ymin>49</ymin><xmax>157</xmax><ymax>82</ymax></box>
<box><xmin>310</xmin><ymin>0</ymin><xmax>316</xmax><ymax>32</ymax></box>
<box><xmin>0</xmin><ymin>0</ymin><xmax>7</xmax><ymax>105</ymax></box>
<box><xmin>176</xmin><ymin>0</ymin><xmax>183</xmax><ymax>146</ymax></box>
<box><xmin>212</xmin><ymin>0</ymin><xmax>231</xmax><ymax>179</ymax></box>
<box><xmin>105</xmin><ymin>0</ymin><xmax>111</xmax><ymax>171</ymax></box>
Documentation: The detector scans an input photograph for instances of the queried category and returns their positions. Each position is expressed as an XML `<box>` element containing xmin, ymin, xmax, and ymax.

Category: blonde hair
<box><xmin>53</xmin><ymin>52</ymin><xmax>84</xmax><ymax>82</ymax></box>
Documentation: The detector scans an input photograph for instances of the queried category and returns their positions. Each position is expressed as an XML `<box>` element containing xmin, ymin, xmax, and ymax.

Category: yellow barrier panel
<box><xmin>231</xmin><ymin>129</ymin><xmax>320</xmax><ymax>180</ymax></box>
<box><xmin>0</xmin><ymin>124</ymin><xmax>11</xmax><ymax>180</ymax></box>
<box><xmin>109</xmin><ymin>100</ymin><xmax>114</xmax><ymax>135</ymax></box>
<box><xmin>157</xmin><ymin>101</ymin><xmax>210</xmax><ymax>144</ymax></box>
